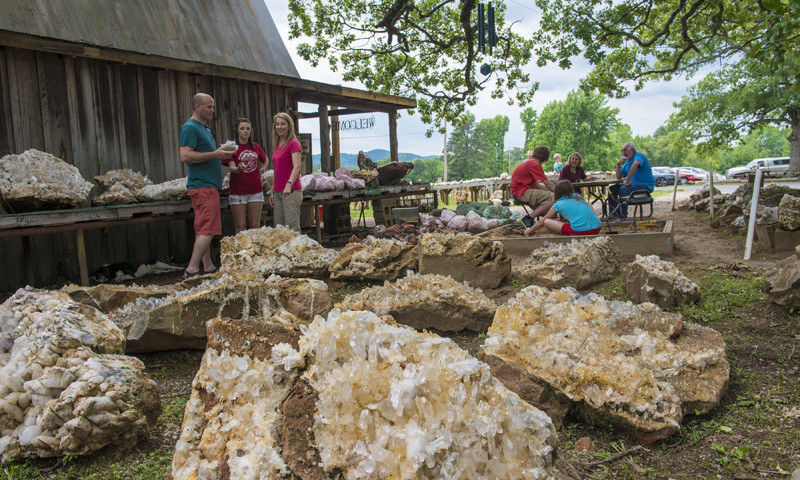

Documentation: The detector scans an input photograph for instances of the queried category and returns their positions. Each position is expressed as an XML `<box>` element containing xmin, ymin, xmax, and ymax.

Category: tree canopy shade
<box><xmin>531</xmin><ymin>0</ymin><xmax>800</xmax><ymax>174</ymax></box>
<box><xmin>287</xmin><ymin>0</ymin><xmax>535</xmax><ymax>132</ymax></box>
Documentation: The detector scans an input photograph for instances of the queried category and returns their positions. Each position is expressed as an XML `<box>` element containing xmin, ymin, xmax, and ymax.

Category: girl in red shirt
<box><xmin>223</xmin><ymin>118</ymin><xmax>267</xmax><ymax>233</ymax></box>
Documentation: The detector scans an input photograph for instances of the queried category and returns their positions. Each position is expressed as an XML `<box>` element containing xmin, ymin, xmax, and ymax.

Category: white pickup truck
<box><xmin>725</xmin><ymin>157</ymin><xmax>790</xmax><ymax>179</ymax></box>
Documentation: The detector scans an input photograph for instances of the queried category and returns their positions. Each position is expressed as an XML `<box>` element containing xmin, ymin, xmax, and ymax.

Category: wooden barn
<box><xmin>0</xmin><ymin>0</ymin><xmax>415</xmax><ymax>291</ymax></box>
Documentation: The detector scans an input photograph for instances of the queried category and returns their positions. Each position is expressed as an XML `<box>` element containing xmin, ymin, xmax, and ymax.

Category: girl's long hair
<box><xmin>554</xmin><ymin>179</ymin><xmax>589</xmax><ymax>204</ymax></box>
<box><xmin>568</xmin><ymin>152</ymin><xmax>584</xmax><ymax>168</ymax></box>
<box><xmin>233</xmin><ymin>117</ymin><xmax>254</xmax><ymax>149</ymax></box>
<box><xmin>272</xmin><ymin>112</ymin><xmax>298</xmax><ymax>148</ymax></box>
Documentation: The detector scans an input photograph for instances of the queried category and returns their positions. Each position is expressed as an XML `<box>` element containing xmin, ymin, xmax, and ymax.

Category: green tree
<box><xmin>520</xmin><ymin>107</ymin><xmax>538</xmax><ymax>151</ymax></box>
<box><xmin>530</xmin><ymin>90</ymin><xmax>620</xmax><ymax>171</ymax></box>
<box><xmin>531</xmin><ymin>0</ymin><xmax>800</xmax><ymax>174</ymax></box>
<box><xmin>288</xmin><ymin>0</ymin><xmax>536</xmax><ymax>131</ymax></box>
<box><xmin>446</xmin><ymin>112</ymin><xmax>489</xmax><ymax>180</ymax></box>
<box><xmin>408</xmin><ymin>156</ymin><xmax>444</xmax><ymax>183</ymax></box>
<box><xmin>475</xmin><ymin>115</ymin><xmax>510</xmax><ymax>177</ymax></box>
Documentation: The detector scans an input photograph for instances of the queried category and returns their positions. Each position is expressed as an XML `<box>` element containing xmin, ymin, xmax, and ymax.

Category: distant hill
<box><xmin>311</xmin><ymin>149</ymin><xmax>438</xmax><ymax>169</ymax></box>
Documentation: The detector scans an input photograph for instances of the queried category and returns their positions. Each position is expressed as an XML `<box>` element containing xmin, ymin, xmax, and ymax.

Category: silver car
<box><xmin>726</xmin><ymin>157</ymin><xmax>790</xmax><ymax>179</ymax></box>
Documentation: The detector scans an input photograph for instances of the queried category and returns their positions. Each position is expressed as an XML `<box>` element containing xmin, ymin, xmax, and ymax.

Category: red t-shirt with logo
<box><xmin>223</xmin><ymin>143</ymin><xmax>267</xmax><ymax>195</ymax></box>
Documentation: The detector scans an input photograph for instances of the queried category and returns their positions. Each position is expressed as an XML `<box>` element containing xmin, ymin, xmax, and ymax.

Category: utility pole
<box><xmin>443</xmin><ymin>120</ymin><xmax>448</xmax><ymax>182</ymax></box>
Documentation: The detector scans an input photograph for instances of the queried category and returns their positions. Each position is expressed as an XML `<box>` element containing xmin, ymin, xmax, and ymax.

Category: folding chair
<box><xmin>606</xmin><ymin>189</ymin><xmax>653</xmax><ymax>233</ymax></box>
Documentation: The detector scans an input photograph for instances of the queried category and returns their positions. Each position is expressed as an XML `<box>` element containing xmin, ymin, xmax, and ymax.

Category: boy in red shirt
<box><xmin>510</xmin><ymin>145</ymin><xmax>555</xmax><ymax>218</ymax></box>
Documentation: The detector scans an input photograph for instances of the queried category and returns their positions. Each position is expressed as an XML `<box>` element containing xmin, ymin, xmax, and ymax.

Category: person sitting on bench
<box><xmin>608</xmin><ymin>142</ymin><xmax>654</xmax><ymax>225</ymax></box>
<box><xmin>524</xmin><ymin>180</ymin><xmax>601</xmax><ymax>236</ymax></box>
<box><xmin>510</xmin><ymin>145</ymin><xmax>555</xmax><ymax>219</ymax></box>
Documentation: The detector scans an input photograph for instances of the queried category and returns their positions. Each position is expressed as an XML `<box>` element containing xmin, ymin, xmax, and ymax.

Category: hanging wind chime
<box><xmin>478</xmin><ymin>2</ymin><xmax>497</xmax><ymax>75</ymax></box>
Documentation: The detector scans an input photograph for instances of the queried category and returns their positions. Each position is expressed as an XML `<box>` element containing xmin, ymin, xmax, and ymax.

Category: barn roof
<box><xmin>0</xmin><ymin>0</ymin><xmax>299</xmax><ymax>78</ymax></box>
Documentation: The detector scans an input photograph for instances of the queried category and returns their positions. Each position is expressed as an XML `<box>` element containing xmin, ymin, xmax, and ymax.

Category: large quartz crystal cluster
<box><xmin>329</xmin><ymin>236</ymin><xmax>417</xmax><ymax>281</ymax></box>
<box><xmin>134</xmin><ymin>177</ymin><xmax>188</xmax><ymax>202</ymax></box>
<box><xmin>480</xmin><ymin>285</ymin><xmax>729</xmax><ymax>445</ymax></box>
<box><xmin>418</xmin><ymin>232</ymin><xmax>510</xmax><ymax>289</ymax></box>
<box><xmin>220</xmin><ymin>226</ymin><xmax>337</xmax><ymax>278</ymax></box>
<box><xmin>172</xmin><ymin>311</ymin><xmax>574</xmax><ymax>479</ymax></box>
<box><xmin>337</xmin><ymin>272</ymin><xmax>497</xmax><ymax>332</ymax></box>
<box><xmin>517</xmin><ymin>237</ymin><xmax>622</xmax><ymax>290</ymax></box>
<box><xmin>623</xmin><ymin>255</ymin><xmax>700</xmax><ymax>308</ymax></box>
<box><xmin>0</xmin><ymin>149</ymin><xmax>93</xmax><ymax>212</ymax></box>
<box><xmin>98</xmin><ymin>274</ymin><xmax>330</xmax><ymax>352</ymax></box>
<box><xmin>0</xmin><ymin>288</ymin><xmax>160</xmax><ymax>460</ymax></box>
<box><xmin>92</xmin><ymin>169</ymin><xmax>153</xmax><ymax>205</ymax></box>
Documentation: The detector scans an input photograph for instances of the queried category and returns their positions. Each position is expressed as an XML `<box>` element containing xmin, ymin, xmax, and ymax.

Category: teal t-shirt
<box><xmin>553</xmin><ymin>194</ymin><xmax>602</xmax><ymax>232</ymax></box>
<box><xmin>179</xmin><ymin>118</ymin><xmax>221</xmax><ymax>190</ymax></box>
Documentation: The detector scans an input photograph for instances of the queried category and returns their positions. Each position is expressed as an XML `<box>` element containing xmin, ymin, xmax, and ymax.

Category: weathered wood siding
<box><xmin>0</xmin><ymin>47</ymin><xmax>293</xmax><ymax>291</ymax></box>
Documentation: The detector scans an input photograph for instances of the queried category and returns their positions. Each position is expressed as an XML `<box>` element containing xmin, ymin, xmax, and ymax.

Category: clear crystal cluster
<box><xmin>329</xmin><ymin>236</ymin><xmax>417</xmax><ymax>281</ymax></box>
<box><xmin>630</xmin><ymin>255</ymin><xmax>700</xmax><ymax>296</ymax></box>
<box><xmin>171</xmin><ymin>345</ymin><xmax>298</xmax><ymax>479</ymax></box>
<box><xmin>0</xmin><ymin>288</ymin><xmax>159</xmax><ymax>460</ymax></box>
<box><xmin>299</xmin><ymin>310</ymin><xmax>562</xmax><ymax>479</ymax></box>
<box><xmin>220</xmin><ymin>227</ymin><xmax>337</xmax><ymax>278</ymax></box>
<box><xmin>93</xmin><ymin>169</ymin><xmax>152</xmax><ymax>191</ymax></box>
<box><xmin>523</xmin><ymin>237</ymin><xmax>619</xmax><ymax>269</ymax></box>
<box><xmin>134</xmin><ymin>177</ymin><xmax>188</xmax><ymax>202</ymax></box>
<box><xmin>0</xmin><ymin>149</ymin><xmax>93</xmax><ymax>210</ymax></box>
<box><xmin>338</xmin><ymin>272</ymin><xmax>496</xmax><ymax>316</ymax></box>
<box><xmin>517</xmin><ymin>237</ymin><xmax>621</xmax><ymax>290</ymax></box>
<box><xmin>483</xmin><ymin>286</ymin><xmax>726</xmax><ymax>429</ymax></box>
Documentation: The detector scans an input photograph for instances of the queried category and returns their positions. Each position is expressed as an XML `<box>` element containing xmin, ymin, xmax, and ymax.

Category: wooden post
<box><xmin>22</xmin><ymin>236</ymin><xmax>35</xmax><ymax>287</ymax></box>
<box><xmin>389</xmin><ymin>110</ymin><xmax>398</xmax><ymax>163</ymax></box>
<box><xmin>319</xmin><ymin>105</ymin><xmax>331</xmax><ymax>173</ymax></box>
<box><xmin>331</xmin><ymin>106</ymin><xmax>341</xmax><ymax>170</ymax></box>
<box><xmin>76</xmin><ymin>229</ymin><xmax>90</xmax><ymax>286</ymax></box>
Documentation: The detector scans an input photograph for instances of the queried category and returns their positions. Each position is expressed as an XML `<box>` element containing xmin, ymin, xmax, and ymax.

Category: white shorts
<box><xmin>228</xmin><ymin>192</ymin><xmax>264</xmax><ymax>205</ymax></box>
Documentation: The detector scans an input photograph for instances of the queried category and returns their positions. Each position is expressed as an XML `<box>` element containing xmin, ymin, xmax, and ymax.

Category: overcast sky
<box><xmin>267</xmin><ymin>1</ymin><xmax>697</xmax><ymax>157</ymax></box>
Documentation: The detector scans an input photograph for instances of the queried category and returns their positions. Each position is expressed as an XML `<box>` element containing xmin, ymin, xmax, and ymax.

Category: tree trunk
<box><xmin>787</xmin><ymin>106</ymin><xmax>800</xmax><ymax>177</ymax></box>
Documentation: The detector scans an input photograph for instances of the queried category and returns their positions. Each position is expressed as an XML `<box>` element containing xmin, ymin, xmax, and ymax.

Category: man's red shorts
<box><xmin>188</xmin><ymin>187</ymin><xmax>221</xmax><ymax>235</ymax></box>
<box><xmin>561</xmin><ymin>224</ymin><xmax>601</xmax><ymax>236</ymax></box>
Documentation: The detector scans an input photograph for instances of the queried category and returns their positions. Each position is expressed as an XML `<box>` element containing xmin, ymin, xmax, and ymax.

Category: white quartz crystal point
<box><xmin>220</xmin><ymin>226</ymin><xmax>337</xmax><ymax>278</ymax></box>
<box><xmin>336</xmin><ymin>272</ymin><xmax>497</xmax><ymax>332</ymax></box>
<box><xmin>299</xmin><ymin>309</ymin><xmax>564</xmax><ymax>479</ymax></box>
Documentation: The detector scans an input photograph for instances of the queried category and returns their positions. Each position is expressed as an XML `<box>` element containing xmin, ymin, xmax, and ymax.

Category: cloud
<box><xmin>267</xmin><ymin>1</ymin><xmax>697</xmax><ymax>157</ymax></box>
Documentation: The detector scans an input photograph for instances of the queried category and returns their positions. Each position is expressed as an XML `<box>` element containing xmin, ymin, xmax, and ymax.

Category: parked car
<box><xmin>682</xmin><ymin>166</ymin><xmax>725</xmax><ymax>182</ymax></box>
<box><xmin>674</xmin><ymin>168</ymin><xmax>705</xmax><ymax>185</ymax></box>
<box><xmin>725</xmin><ymin>157</ymin><xmax>790</xmax><ymax>179</ymax></box>
<box><xmin>651</xmin><ymin>167</ymin><xmax>677</xmax><ymax>187</ymax></box>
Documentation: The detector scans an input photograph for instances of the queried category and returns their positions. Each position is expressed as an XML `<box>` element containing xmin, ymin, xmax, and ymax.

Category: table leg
<box><xmin>76</xmin><ymin>228</ymin><xmax>90</xmax><ymax>286</ymax></box>
<box><xmin>314</xmin><ymin>205</ymin><xmax>321</xmax><ymax>243</ymax></box>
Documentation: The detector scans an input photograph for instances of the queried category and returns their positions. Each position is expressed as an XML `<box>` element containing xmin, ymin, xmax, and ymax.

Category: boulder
<box><xmin>133</xmin><ymin>177</ymin><xmax>188</xmax><ymax>202</ymax></box>
<box><xmin>220</xmin><ymin>226</ymin><xmax>337</xmax><ymax>278</ymax></box>
<box><xmin>93</xmin><ymin>168</ymin><xmax>152</xmax><ymax>191</ymax></box>
<box><xmin>623</xmin><ymin>255</ymin><xmax>701</xmax><ymax>308</ymax></box>
<box><xmin>0</xmin><ymin>149</ymin><xmax>93</xmax><ymax>211</ymax></box>
<box><xmin>479</xmin><ymin>286</ymin><xmax>729</xmax><ymax>446</ymax></box>
<box><xmin>337</xmin><ymin>272</ymin><xmax>497</xmax><ymax>332</ymax></box>
<box><xmin>764</xmin><ymin>246</ymin><xmax>800</xmax><ymax>310</ymax></box>
<box><xmin>63</xmin><ymin>283</ymin><xmax>178</xmax><ymax>313</ymax></box>
<box><xmin>329</xmin><ymin>236</ymin><xmax>417</xmax><ymax>281</ymax></box>
<box><xmin>108</xmin><ymin>274</ymin><xmax>330</xmax><ymax>353</ymax></box>
<box><xmin>778</xmin><ymin>194</ymin><xmax>800</xmax><ymax>231</ymax></box>
<box><xmin>0</xmin><ymin>288</ymin><xmax>160</xmax><ymax>461</ymax></box>
<box><xmin>517</xmin><ymin>237</ymin><xmax>622</xmax><ymax>290</ymax></box>
<box><xmin>418</xmin><ymin>232</ymin><xmax>511</xmax><ymax>289</ymax></box>
<box><xmin>92</xmin><ymin>183</ymin><xmax>138</xmax><ymax>206</ymax></box>
<box><xmin>172</xmin><ymin>311</ymin><xmax>576</xmax><ymax>479</ymax></box>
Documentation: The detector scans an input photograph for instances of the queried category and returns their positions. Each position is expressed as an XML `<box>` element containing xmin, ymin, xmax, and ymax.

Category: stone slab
<box><xmin>774</xmin><ymin>229</ymin><xmax>800</xmax><ymax>252</ymax></box>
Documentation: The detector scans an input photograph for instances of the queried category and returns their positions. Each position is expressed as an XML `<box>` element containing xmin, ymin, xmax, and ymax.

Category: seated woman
<box><xmin>558</xmin><ymin>152</ymin><xmax>595</xmax><ymax>183</ymax></box>
<box><xmin>524</xmin><ymin>180</ymin><xmax>602</xmax><ymax>236</ymax></box>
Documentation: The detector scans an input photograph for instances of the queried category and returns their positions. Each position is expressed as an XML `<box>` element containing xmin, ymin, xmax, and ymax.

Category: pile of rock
<box><xmin>0</xmin><ymin>149</ymin><xmax>93</xmax><ymax>212</ymax></box>
<box><xmin>171</xmin><ymin>311</ymin><xmax>575</xmax><ymax>479</ymax></box>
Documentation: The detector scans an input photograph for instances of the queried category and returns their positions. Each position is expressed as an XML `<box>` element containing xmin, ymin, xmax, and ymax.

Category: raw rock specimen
<box><xmin>0</xmin><ymin>288</ymin><xmax>160</xmax><ymax>461</ymax></box>
<box><xmin>261</xmin><ymin>169</ymin><xmax>274</xmax><ymax>194</ymax></box>
<box><xmin>91</xmin><ymin>183</ymin><xmax>138</xmax><ymax>205</ymax></box>
<box><xmin>108</xmin><ymin>274</ymin><xmax>330</xmax><ymax>353</ymax></box>
<box><xmin>337</xmin><ymin>272</ymin><xmax>497</xmax><ymax>332</ymax></box>
<box><xmin>93</xmin><ymin>168</ymin><xmax>152</xmax><ymax>191</ymax></box>
<box><xmin>63</xmin><ymin>283</ymin><xmax>178</xmax><ymax>314</ymax></box>
<box><xmin>0</xmin><ymin>149</ymin><xmax>93</xmax><ymax>211</ymax></box>
<box><xmin>172</xmin><ymin>311</ymin><xmax>574</xmax><ymax>479</ymax></box>
<box><xmin>480</xmin><ymin>286</ymin><xmax>729</xmax><ymax>446</ymax></box>
<box><xmin>220</xmin><ymin>226</ymin><xmax>337</xmax><ymax>278</ymax></box>
<box><xmin>778</xmin><ymin>194</ymin><xmax>800</xmax><ymax>231</ymax></box>
<box><xmin>134</xmin><ymin>177</ymin><xmax>188</xmax><ymax>202</ymax></box>
<box><xmin>377</xmin><ymin>161</ymin><xmax>414</xmax><ymax>186</ymax></box>
<box><xmin>329</xmin><ymin>236</ymin><xmax>417</xmax><ymax>281</ymax></box>
<box><xmin>517</xmin><ymin>237</ymin><xmax>622</xmax><ymax>290</ymax></box>
<box><xmin>765</xmin><ymin>245</ymin><xmax>800</xmax><ymax>310</ymax></box>
<box><xmin>623</xmin><ymin>255</ymin><xmax>700</xmax><ymax>308</ymax></box>
<box><xmin>418</xmin><ymin>232</ymin><xmax>511</xmax><ymax>289</ymax></box>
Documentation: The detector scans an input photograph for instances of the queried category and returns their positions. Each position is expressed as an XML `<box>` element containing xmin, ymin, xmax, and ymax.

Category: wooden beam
<box><xmin>319</xmin><ymin>104</ymin><xmax>331</xmax><ymax>173</ymax></box>
<box><xmin>331</xmin><ymin>107</ymin><xmax>340</xmax><ymax>171</ymax></box>
<box><xmin>292</xmin><ymin>90</ymin><xmax>415</xmax><ymax>113</ymax></box>
<box><xmin>389</xmin><ymin>110</ymin><xmax>399</xmax><ymax>163</ymax></box>
<box><xmin>297</xmin><ymin>108</ymin><xmax>370</xmax><ymax>119</ymax></box>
